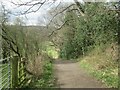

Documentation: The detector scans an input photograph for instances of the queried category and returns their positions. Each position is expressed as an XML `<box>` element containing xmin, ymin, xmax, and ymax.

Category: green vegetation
<box><xmin>1</xmin><ymin>6</ymin><xmax>55</xmax><ymax>88</ymax></box>
<box><xmin>59</xmin><ymin>3</ymin><xmax>118</xmax><ymax>59</ymax></box>
<box><xmin>42</xmin><ymin>42</ymin><xmax>59</xmax><ymax>59</ymax></box>
<box><xmin>28</xmin><ymin>60</ymin><xmax>55</xmax><ymax>88</ymax></box>
<box><xmin>24</xmin><ymin>42</ymin><xmax>57</xmax><ymax>88</ymax></box>
<box><xmin>0</xmin><ymin>1</ymin><xmax>119</xmax><ymax>89</ymax></box>
<box><xmin>79</xmin><ymin>43</ymin><xmax>118</xmax><ymax>88</ymax></box>
<box><xmin>57</xmin><ymin>3</ymin><xmax>118</xmax><ymax>88</ymax></box>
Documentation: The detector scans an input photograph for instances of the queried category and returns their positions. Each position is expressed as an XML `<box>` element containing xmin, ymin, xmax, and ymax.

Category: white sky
<box><xmin>0</xmin><ymin>0</ymin><xmax>77</xmax><ymax>25</ymax></box>
<box><xmin>0</xmin><ymin>0</ymin><xmax>118</xmax><ymax>26</ymax></box>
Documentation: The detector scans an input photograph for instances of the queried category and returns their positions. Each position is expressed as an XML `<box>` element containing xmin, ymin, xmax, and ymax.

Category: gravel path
<box><xmin>53</xmin><ymin>60</ymin><xmax>107</xmax><ymax>88</ymax></box>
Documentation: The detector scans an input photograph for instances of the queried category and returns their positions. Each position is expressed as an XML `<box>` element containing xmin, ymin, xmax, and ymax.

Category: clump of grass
<box><xmin>28</xmin><ymin>60</ymin><xmax>55</xmax><ymax>88</ymax></box>
<box><xmin>35</xmin><ymin>61</ymin><xmax>55</xmax><ymax>87</ymax></box>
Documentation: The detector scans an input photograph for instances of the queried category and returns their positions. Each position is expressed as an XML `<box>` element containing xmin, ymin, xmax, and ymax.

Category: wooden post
<box><xmin>19</xmin><ymin>58</ymin><xmax>21</xmax><ymax>83</ymax></box>
<box><xmin>11</xmin><ymin>56</ymin><xmax>19</xmax><ymax>88</ymax></box>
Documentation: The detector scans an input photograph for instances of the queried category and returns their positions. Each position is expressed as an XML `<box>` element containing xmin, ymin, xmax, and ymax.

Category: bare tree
<box><xmin>10</xmin><ymin>0</ymin><xmax>85</xmax><ymax>22</ymax></box>
<box><xmin>8</xmin><ymin>0</ymin><xmax>86</xmax><ymax>55</ymax></box>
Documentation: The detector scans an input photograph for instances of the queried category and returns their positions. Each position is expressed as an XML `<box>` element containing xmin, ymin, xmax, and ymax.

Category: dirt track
<box><xmin>53</xmin><ymin>60</ymin><xmax>107</xmax><ymax>88</ymax></box>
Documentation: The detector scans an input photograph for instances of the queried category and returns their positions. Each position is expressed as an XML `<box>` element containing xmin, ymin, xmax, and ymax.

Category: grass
<box><xmin>34</xmin><ymin>61</ymin><xmax>55</xmax><ymax>88</ymax></box>
<box><xmin>79</xmin><ymin>43</ymin><xmax>118</xmax><ymax>88</ymax></box>
<box><xmin>24</xmin><ymin>42</ymin><xmax>57</xmax><ymax>88</ymax></box>
<box><xmin>80</xmin><ymin>60</ymin><xmax>118</xmax><ymax>88</ymax></box>
<box><xmin>27</xmin><ymin>60</ymin><xmax>55</xmax><ymax>88</ymax></box>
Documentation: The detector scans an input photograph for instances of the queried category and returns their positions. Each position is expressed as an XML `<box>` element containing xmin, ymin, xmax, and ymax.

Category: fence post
<box><xmin>11</xmin><ymin>56</ymin><xmax>19</xmax><ymax>88</ymax></box>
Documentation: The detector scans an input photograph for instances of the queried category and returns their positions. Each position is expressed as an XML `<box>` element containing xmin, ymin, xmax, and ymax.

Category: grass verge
<box><xmin>79</xmin><ymin>43</ymin><xmax>118</xmax><ymax>88</ymax></box>
<box><xmin>28</xmin><ymin>60</ymin><xmax>55</xmax><ymax>88</ymax></box>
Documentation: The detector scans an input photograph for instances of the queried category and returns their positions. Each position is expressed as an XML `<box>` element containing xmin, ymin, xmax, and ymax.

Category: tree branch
<box><xmin>47</xmin><ymin>4</ymin><xmax>75</xmax><ymax>26</ymax></box>
<box><xmin>48</xmin><ymin>19</ymin><xmax>74</xmax><ymax>37</ymax></box>
<box><xmin>74</xmin><ymin>0</ymin><xmax>85</xmax><ymax>16</ymax></box>
<box><xmin>11</xmin><ymin>0</ymin><xmax>47</xmax><ymax>15</ymax></box>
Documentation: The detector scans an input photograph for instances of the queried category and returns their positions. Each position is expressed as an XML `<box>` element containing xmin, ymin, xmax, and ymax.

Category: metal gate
<box><xmin>0</xmin><ymin>57</ymin><xmax>11</xmax><ymax>89</ymax></box>
<box><xmin>0</xmin><ymin>56</ymin><xmax>29</xmax><ymax>89</ymax></box>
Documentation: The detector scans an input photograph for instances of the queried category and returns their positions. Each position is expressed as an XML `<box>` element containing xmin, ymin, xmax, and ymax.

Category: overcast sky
<box><xmin>1</xmin><ymin>0</ymin><xmax>76</xmax><ymax>26</ymax></box>
<box><xmin>0</xmin><ymin>0</ymin><xmax>118</xmax><ymax>26</ymax></box>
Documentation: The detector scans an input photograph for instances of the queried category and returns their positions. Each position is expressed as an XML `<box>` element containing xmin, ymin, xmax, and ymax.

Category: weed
<box><xmin>28</xmin><ymin>61</ymin><xmax>55</xmax><ymax>88</ymax></box>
